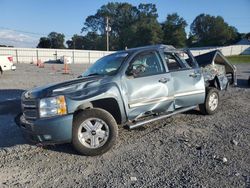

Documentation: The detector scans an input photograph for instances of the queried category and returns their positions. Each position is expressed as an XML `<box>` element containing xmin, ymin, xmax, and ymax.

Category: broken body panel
<box><xmin>195</xmin><ymin>50</ymin><xmax>237</xmax><ymax>89</ymax></box>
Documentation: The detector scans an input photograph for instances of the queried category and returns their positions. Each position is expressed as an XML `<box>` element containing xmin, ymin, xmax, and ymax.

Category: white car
<box><xmin>0</xmin><ymin>55</ymin><xmax>16</xmax><ymax>75</ymax></box>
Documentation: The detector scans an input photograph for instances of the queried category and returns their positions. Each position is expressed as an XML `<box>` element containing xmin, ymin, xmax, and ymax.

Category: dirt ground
<box><xmin>0</xmin><ymin>63</ymin><xmax>249</xmax><ymax>187</ymax></box>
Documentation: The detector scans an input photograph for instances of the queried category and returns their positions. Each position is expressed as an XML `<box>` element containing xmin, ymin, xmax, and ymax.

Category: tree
<box><xmin>48</xmin><ymin>32</ymin><xmax>65</xmax><ymax>49</ymax></box>
<box><xmin>0</xmin><ymin>44</ymin><xmax>14</xmax><ymax>47</ymax></box>
<box><xmin>190</xmin><ymin>14</ymin><xmax>239</xmax><ymax>46</ymax></box>
<box><xmin>246</xmin><ymin>32</ymin><xmax>250</xmax><ymax>40</ymax></box>
<box><xmin>37</xmin><ymin>32</ymin><xmax>65</xmax><ymax>49</ymax></box>
<box><xmin>81</xmin><ymin>3</ymin><xmax>163</xmax><ymax>50</ymax></box>
<box><xmin>37</xmin><ymin>37</ymin><xmax>51</xmax><ymax>48</ymax></box>
<box><xmin>162</xmin><ymin>13</ymin><xmax>187</xmax><ymax>48</ymax></box>
<box><xmin>67</xmin><ymin>34</ymin><xmax>85</xmax><ymax>49</ymax></box>
<box><xmin>82</xmin><ymin>2</ymin><xmax>139</xmax><ymax>50</ymax></box>
<box><xmin>134</xmin><ymin>4</ymin><xmax>163</xmax><ymax>47</ymax></box>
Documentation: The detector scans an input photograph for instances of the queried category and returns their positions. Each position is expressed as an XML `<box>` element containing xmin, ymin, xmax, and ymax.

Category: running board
<box><xmin>127</xmin><ymin>106</ymin><xmax>197</xmax><ymax>130</ymax></box>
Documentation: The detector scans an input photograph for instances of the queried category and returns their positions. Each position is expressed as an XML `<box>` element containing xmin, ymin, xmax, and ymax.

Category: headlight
<box><xmin>39</xmin><ymin>95</ymin><xmax>67</xmax><ymax>118</ymax></box>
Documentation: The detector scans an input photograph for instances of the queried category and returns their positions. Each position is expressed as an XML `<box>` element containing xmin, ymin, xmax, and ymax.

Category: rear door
<box><xmin>164</xmin><ymin>51</ymin><xmax>205</xmax><ymax>108</ymax></box>
<box><xmin>121</xmin><ymin>50</ymin><xmax>175</xmax><ymax>120</ymax></box>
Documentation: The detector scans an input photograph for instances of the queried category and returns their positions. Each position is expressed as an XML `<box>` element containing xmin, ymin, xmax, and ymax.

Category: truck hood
<box><xmin>24</xmin><ymin>76</ymin><xmax>105</xmax><ymax>99</ymax></box>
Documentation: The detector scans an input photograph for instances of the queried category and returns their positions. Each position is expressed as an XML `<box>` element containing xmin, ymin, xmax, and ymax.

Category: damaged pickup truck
<box><xmin>18</xmin><ymin>45</ymin><xmax>236</xmax><ymax>156</ymax></box>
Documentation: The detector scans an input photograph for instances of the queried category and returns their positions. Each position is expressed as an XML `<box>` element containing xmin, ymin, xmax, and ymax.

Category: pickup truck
<box><xmin>18</xmin><ymin>45</ymin><xmax>236</xmax><ymax>156</ymax></box>
<box><xmin>0</xmin><ymin>55</ymin><xmax>16</xmax><ymax>75</ymax></box>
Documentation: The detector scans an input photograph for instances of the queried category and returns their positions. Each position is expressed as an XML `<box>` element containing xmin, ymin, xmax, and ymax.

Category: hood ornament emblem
<box><xmin>24</xmin><ymin>91</ymin><xmax>31</xmax><ymax>99</ymax></box>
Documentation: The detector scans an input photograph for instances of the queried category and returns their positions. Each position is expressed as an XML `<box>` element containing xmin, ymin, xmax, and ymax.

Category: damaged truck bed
<box><xmin>195</xmin><ymin>50</ymin><xmax>237</xmax><ymax>90</ymax></box>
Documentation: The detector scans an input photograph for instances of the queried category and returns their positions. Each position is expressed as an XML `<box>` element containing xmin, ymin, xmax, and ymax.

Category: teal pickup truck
<box><xmin>17</xmin><ymin>45</ymin><xmax>236</xmax><ymax>156</ymax></box>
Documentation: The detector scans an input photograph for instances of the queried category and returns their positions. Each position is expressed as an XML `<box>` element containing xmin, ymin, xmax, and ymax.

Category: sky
<box><xmin>0</xmin><ymin>0</ymin><xmax>249</xmax><ymax>47</ymax></box>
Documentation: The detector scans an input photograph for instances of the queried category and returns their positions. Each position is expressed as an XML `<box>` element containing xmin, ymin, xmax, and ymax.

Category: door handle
<box><xmin>159</xmin><ymin>77</ymin><xmax>170</xmax><ymax>83</ymax></box>
<box><xmin>189</xmin><ymin>72</ymin><xmax>201</xmax><ymax>78</ymax></box>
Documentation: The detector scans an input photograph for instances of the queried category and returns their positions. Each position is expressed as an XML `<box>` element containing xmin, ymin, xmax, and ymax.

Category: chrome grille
<box><xmin>21</xmin><ymin>95</ymin><xmax>38</xmax><ymax>121</ymax></box>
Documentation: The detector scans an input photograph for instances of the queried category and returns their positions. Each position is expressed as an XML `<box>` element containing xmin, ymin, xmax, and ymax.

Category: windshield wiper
<box><xmin>86</xmin><ymin>73</ymin><xmax>102</xmax><ymax>77</ymax></box>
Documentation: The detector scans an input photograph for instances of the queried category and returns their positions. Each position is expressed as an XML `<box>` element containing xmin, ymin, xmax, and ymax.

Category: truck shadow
<box><xmin>44</xmin><ymin>144</ymin><xmax>79</xmax><ymax>155</ymax></box>
<box><xmin>183</xmin><ymin>109</ymin><xmax>201</xmax><ymax>115</ymax></box>
<box><xmin>0</xmin><ymin>89</ymin><xmax>28</xmax><ymax>148</ymax></box>
<box><xmin>0</xmin><ymin>89</ymin><xmax>78</xmax><ymax>154</ymax></box>
<box><xmin>237</xmin><ymin>79</ymin><xmax>249</xmax><ymax>88</ymax></box>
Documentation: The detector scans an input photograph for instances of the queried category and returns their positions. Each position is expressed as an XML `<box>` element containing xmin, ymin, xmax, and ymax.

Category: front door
<box><xmin>121</xmin><ymin>51</ymin><xmax>174</xmax><ymax>120</ymax></box>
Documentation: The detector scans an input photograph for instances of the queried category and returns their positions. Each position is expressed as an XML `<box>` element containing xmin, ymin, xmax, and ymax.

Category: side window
<box><xmin>127</xmin><ymin>51</ymin><xmax>165</xmax><ymax>77</ymax></box>
<box><xmin>164</xmin><ymin>53</ymin><xmax>183</xmax><ymax>71</ymax></box>
<box><xmin>176</xmin><ymin>52</ymin><xmax>192</xmax><ymax>68</ymax></box>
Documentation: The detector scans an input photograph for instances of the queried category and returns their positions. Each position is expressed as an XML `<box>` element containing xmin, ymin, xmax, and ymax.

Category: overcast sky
<box><xmin>0</xmin><ymin>0</ymin><xmax>249</xmax><ymax>47</ymax></box>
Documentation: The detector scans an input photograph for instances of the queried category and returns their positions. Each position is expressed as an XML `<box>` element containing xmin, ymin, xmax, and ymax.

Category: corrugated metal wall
<box><xmin>0</xmin><ymin>45</ymin><xmax>249</xmax><ymax>63</ymax></box>
<box><xmin>190</xmin><ymin>45</ymin><xmax>250</xmax><ymax>56</ymax></box>
<box><xmin>0</xmin><ymin>47</ymin><xmax>113</xmax><ymax>64</ymax></box>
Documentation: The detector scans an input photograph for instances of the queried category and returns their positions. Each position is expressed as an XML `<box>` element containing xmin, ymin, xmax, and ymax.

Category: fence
<box><xmin>0</xmin><ymin>45</ymin><xmax>249</xmax><ymax>64</ymax></box>
<box><xmin>190</xmin><ymin>45</ymin><xmax>250</xmax><ymax>56</ymax></box>
<box><xmin>0</xmin><ymin>47</ymin><xmax>113</xmax><ymax>64</ymax></box>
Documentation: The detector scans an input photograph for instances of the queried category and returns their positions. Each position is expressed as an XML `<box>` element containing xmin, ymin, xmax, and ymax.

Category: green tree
<box><xmin>37</xmin><ymin>32</ymin><xmax>65</xmax><ymax>49</ymax></box>
<box><xmin>37</xmin><ymin>37</ymin><xmax>51</xmax><ymax>48</ymax></box>
<box><xmin>190</xmin><ymin>14</ymin><xmax>239</xmax><ymax>46</ymax></box>
<box><xmin>82</xmin><ymin>2</ymin><xmax>139</xmax><ymax>50</ymax></box>
<box><xmin>48</xmin><ymin>32</ymin><xmax>65</xmax><ymax>49</ymax></box>
<box><xmin>82</xmin><ymin>3</ymin><xmax>163</xmax><ymax>50</ymax></box>
<box><xmin>83</xmin><ymin>32</ymin><xmax>106</xmax><ymax>50</ymax></box>
<box><xmin>246</xmin><ymin>32</ymin><xmax>250</xmax><ymax>40</ymax></box>
<box><xmin>134</xmin><ymin>3</ymin><xmax>163</xmax><ymax>47</ymax></box>
<box><xmin>162</xmin><ymin>13</ymin><xmax>187</xmax><ymax>48</ymax></box>
<box><xmin>66</xmin><ymin>34</ymin><xmax>85</xmax><ymax>49</ymax></box>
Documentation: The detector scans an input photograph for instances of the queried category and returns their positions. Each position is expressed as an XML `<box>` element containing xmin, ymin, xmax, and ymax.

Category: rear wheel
<box><xmin>199</xmin><ymin>87</ymin><xmax>219</xmax><ymax>115</ymax></box>
<box><xmin>72</xmin><ymin>108</ymin><xmax>118</xmax><ymax>156</ymax></box>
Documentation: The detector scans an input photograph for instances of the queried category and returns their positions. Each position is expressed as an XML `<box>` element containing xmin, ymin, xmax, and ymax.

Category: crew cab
<box><xmin>0</xmin><ymin>55</ymin><xmax>16</xmax><ymax>75</ymax></box>
<box><xmin>18</xmin><ymin>45</ymin><xmax>236</xmax><ymax>156</ymax></box>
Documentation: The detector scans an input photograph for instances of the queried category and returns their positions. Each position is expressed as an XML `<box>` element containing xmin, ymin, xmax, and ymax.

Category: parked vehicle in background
<box><xmin>60</xmin><ymin>56</ymin><xmax>72</xmax><ymax>64</ymax></box>
<box><xmin>0</xmin><ymin>55</ymin><xmax>16</xmax><ymax>75</ymax></box>
<box><xmin>17</xmin><ymin>45</ymin><xmax>236</xmax><ymax>156</ymax></box>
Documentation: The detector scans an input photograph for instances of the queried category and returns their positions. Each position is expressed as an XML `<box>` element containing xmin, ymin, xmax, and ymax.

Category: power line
<box><xmin>0</xmin><ymin>26</ymin><xmax>75</xmax><ymax>37</ymax></box>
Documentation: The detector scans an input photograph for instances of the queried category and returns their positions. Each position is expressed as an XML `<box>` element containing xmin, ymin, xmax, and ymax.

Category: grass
<box><xmin>226</xmin><ymin>55</ymin><xmax>250</xmax><ymax>64</ymax></box>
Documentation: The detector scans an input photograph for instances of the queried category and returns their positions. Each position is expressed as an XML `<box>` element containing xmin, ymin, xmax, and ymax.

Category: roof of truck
<box><xmin>120</xmin><ymin>44</ymin><xmax>177</xmax><ymax>53</ymax></box>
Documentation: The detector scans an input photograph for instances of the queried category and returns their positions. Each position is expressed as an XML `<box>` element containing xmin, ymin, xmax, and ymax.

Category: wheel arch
<box><xmin>207</xmin><ymin>76</ymin><xmax>222</xmax><ymax>90</ymax></box>
<box><xmin>73</xmin><ymin>98</ymin><xmax>122</xmax><ymax>125</ymax></box>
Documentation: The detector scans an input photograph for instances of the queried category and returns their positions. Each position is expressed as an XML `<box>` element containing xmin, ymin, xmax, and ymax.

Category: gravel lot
<box><xmin>0</xmin><ymin>63</ymin><xmax>250</xmax><ymax>187</ymax></box>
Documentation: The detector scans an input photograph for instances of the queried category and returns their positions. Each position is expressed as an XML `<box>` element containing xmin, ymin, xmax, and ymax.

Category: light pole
<box><xmin>105</xmin><ymin>17</ymin><xmax>111</xmax><ymax>51</ymax></box>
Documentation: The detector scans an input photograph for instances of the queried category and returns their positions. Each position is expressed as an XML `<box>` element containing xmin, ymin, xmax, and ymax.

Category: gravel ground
<box><xmin>0</xmin><ymin>63</ymin><xmax>250</xmax><ymax>187</ymax></box>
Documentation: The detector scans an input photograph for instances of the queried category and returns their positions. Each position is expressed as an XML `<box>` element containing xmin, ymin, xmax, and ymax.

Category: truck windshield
<box><xmin>83</xmin><ymin>52</ymin><xmax>128</xmax><ymax>77</ymax></box>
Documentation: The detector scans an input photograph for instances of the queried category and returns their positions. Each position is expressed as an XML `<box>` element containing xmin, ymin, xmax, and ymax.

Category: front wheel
<box><xmin>72</xmin><ymin>108</ymin><xmax>118</xmax><ymax>156</ymax></box>
<box><xmin>199</xmin><ymin>87</ymin><xmax>219</xmax><ymax>115</ymax></box>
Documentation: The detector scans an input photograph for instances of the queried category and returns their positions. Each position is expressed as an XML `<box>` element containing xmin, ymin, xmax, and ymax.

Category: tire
<box><xmin>199</xmin><ymin>87</ymin><xmax>219</xmax><ymax>115</ymax></box>
<box><xmin>72</xmin><ymin>108</ymin><xmax>118</xmax><ymax>156</ymax></box>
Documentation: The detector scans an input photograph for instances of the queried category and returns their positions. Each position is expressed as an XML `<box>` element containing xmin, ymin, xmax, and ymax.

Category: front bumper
<box><xmin>18</xmin><ymin>114</ymin><xmax>73</xmax><ymax>144</ymax></box>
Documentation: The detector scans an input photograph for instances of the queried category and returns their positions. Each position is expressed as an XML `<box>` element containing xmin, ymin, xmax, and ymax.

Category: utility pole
<box><xmin>105</xmin><ymin>17</ymin><xmax>111</xmax><ymax>51</ymax></box>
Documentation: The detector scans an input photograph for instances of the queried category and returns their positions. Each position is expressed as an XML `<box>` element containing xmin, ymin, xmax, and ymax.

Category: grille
<box><xmin>21</xmin><ymin>96</ymin><xmax>38</xmax><ymax>121</ymax></box>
